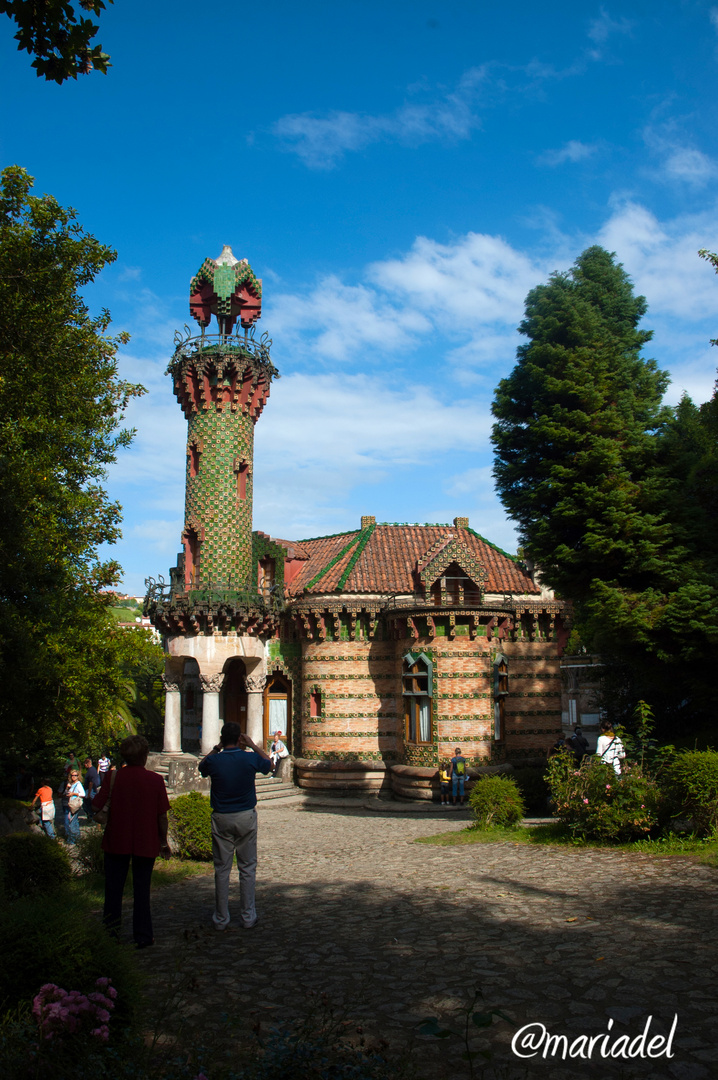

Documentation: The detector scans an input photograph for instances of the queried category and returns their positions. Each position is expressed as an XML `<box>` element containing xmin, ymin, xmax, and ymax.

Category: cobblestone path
<box><xmin>136</xmin><ymin>804</ymin><xmax>717</xmax><ymax>1080</ymax></box>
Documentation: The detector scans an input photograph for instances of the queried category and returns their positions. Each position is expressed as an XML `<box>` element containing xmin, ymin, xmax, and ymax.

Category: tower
<box><xmin>146</xmin><ymin>246</ymin><xmax>280</xmax><ymax>756</ymax></box>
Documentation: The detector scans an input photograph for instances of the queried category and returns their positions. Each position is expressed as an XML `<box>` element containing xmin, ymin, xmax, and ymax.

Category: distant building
<box><xmin>145</xmin><ymin>248</ymin><xmax>570</xmax><ymax>794</ymax></box>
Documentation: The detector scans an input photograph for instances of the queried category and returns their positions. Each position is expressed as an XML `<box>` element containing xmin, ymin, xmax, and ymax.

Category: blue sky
<box><xmin>3</xmin><ymin>1</ymin><xmax>718</xmax><ymax>593</ymax></box>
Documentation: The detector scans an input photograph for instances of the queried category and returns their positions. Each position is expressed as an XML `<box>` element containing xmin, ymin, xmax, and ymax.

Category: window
<box><xmin>237</xmin><ymin>461</ymin><xmax>249</xmax><ymax>500</ymax></box>
<box><xmin>258</xmin><ymin>557</ymin><xmax>275</xmax><ymax>600</ymax></box>
<box><xmin>310</xmin><ymin>689</ymin><xmax>322</xmax><ymax>718</ymax></box>
<box><xmin>264</xmin><ymin>673</ymin><xmax>291</xmax><ymax>750</ymax></box>
<box><xmin>183</xmin><ymin>528</ymin><xmax>201</xmax><ymax>587</ymax></box>
<box><xmin>430</xmin><ymin>562</ymin><xmax>481</xmax><ymax>606</ymax></box>
<box><xmin>403</xmin><ymin>652</ymin><xmax>432</xmax><ymax>745</ymax></box>
<box><xmin>189</xmin><ymin>443</ymin><xmax>201</xmax><ymax>478</ymax></box>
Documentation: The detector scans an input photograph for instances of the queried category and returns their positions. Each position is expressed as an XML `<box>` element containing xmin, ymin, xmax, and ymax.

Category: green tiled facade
<box><xmin>185</xmin><ymin>404</ymin><xmax>255</xmax><ymax>588</ymax></box>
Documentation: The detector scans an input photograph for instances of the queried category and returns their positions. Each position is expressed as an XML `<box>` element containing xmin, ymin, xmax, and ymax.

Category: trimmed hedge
<box><xmin>661</xmin><ymin>750</ymin><xmax>718</xmax><ymax>836</ymax></box>
<box><xmin>0</xmin><ymin>832</ymin><xmax>71</xmax><ymax>901</ymax></box>
<box><xmin>169</xmin><ymin>791</ymin><xmax>212</xmax><ymax>860</ymax></box>
<box><xmin>469</xmin><ymin>775</ymin><xmax>525</xmax><ymax>828</ymax></box>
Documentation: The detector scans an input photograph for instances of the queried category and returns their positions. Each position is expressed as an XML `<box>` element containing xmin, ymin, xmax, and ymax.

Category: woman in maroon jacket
<box><xmin>93</xmin><ymin>735</ymin><xmax>170</xmax><ymax>949</ymax></box>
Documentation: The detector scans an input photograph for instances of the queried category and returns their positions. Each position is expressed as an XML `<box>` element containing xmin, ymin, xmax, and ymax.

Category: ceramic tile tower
<box><xmin>146</xmin><ymin>246</ymin><xmax>280</xmax><ymax>759</ymax></box>
<box><xmin>169</xmin><ymin>246</ymin><xmax>276</xmax><ymax>593</ymax></box>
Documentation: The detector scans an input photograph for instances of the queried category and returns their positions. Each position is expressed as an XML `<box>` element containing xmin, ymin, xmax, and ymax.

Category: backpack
<box><xmin>454</xmin><ymin>758</ymin><xmax>465</xmax><ymax>776</ymax></box>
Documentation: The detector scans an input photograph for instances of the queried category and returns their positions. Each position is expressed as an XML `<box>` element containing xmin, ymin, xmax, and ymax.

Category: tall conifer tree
<box><xmin>492</xmin><ymin>245</ymin><xmax>671</xmax><ymax>601</ymax></box>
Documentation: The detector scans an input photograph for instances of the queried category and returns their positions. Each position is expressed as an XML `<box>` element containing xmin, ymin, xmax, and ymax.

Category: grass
<box><xmin>416</xmin><ymin>821</ymin><xmax>718</xmax><ymax>865</ymax></box>
<box><xmin>73</xmin><ymin>857</ymin><xmax>212</xmax><ymax>900</ymax></box>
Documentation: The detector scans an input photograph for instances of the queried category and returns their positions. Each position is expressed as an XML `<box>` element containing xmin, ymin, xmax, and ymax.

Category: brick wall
<box><xmin>297</xmin><ymin>632</ymin><xmax>562</xmax><ymax>766</ymax></box>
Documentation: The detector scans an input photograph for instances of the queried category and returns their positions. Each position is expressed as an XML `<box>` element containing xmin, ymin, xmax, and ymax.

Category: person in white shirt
<box><xmin>269</xmin><ymin>731</ymin><xmax>289</xmax><ymax>777</ymax></box>
<box><xmin>596</xmin><ymin>720</ymin><xmax>625</xmax><ymax>775</ymax></box>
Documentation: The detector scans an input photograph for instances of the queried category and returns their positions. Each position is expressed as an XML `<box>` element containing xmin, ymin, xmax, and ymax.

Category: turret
<box><xmin>146</xmin><ymin>246</ymin><xmax>280</xmax><ymax>636</ymax></box>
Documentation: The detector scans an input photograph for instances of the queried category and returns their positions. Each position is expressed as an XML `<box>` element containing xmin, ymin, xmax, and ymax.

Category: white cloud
<box><xmin>130</xmin><ymin>519</ymin><xmax>183</xmax><ymax>550</ymax></box>
<box><xmin>596</xmin><ymin>200</ymin><xmax>718</xmax><ymax>320</ymax></box>
<box><xmin>253</xmin><ymin>372</ymin><xmax>493</xmax><ymax>539</ymax></box>
<box><xmin>272</xmin><ymin>67</ymin><xmax>486</xmax><ymax>168</ymax></box>
<box><xmin>267</xmin><ymin>276</ymin><xmax>430</xmax><ymax>362</ymax></box>
<box><xmin>587</xmin><ymin>8</ymin><xmax>633</xmax><ymax>57</ymax></box>
<box><xmin>369</xmin><ymin>232</ymin><xmax>546</xmax><ymax>327</ymax></box>
<box><xmin>644</xmin><ymin>125</ymin><xmax>718</xmax><ymax>187</ymax></box>
<box><xmin>256</xmin><ymin>372</ymin><xmax>490</xmax><ymax>471</ymax></box>
<box><xmin>118</xmin><ymin>265</ymin><xmax>142</xmax><ymax>282</ymax></box>
<box><xmin>538</xmin><ymin>140</ymin><xmax>598</xmax><ymax>166</ymax></box>
<box><xmin>663</xmin><ymin>146</ymin><xmax>717</xmax><ymax>186</ymax></box>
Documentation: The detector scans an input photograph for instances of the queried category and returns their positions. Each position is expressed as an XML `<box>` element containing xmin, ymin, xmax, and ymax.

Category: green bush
<box><xmin>0</xmin><ymin>832</ymin><xmax>71</xmax><ymax>901</ymax></box>
<box><xmin>547</xmin><ymin>751</ymin><xmax>661</xmax><ymax>842</ymax></box>
<box><xmin>169</xmin><ymin>791</ymin><xmax>212</xmax><ymax>860</ymax></box>
<box><xmin>512</xmin><ymin>767</ymin><xmax>549</xmax><ymax>815</ymax></box>
<box><xmin>661</xmin><ymin>750</ymin><xmax>718</xmax><ymax>836</ymax></box>
<box><xmin>75</xmin><ymin>825</ymin><xmax>105</xmax><ymax>875</ymax></box>
<box><xmin>0</xmin><ymin>888</ymin><xmax>141</xmax><ymax>1024</ymax></box>
<box><xmin>468</xmin><ymin>775</ymin><xmax>525</xmax><ymax>828</ymax></box>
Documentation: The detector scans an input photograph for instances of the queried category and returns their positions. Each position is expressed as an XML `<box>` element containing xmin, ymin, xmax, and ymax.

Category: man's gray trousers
<box><xmin>210</xmin><ymin>808</ymin><xmax>258</xmax><ymax>929</ymax></box>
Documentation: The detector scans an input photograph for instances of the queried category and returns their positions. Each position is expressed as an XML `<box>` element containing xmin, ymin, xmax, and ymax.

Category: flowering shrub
<box><xmin>33</xmin><ymin>977</ymin><xmax>116</xmax><ymax>1043</ymax></box>
<box><xmin>546</xmin><ymin>751</ymin><xmax>661</xmax><ymax>842</ymax></box>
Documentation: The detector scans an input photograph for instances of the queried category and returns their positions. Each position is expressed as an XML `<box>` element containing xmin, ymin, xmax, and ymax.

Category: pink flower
<box><xmin>582</xmin><ymin>798</ymin><xmax>589</xmax><ymax>804</ymax></box>
<box><xmin>95</xmin><ymin>978</ymin><xmax>110</xmax><ymax>989</ymax></box>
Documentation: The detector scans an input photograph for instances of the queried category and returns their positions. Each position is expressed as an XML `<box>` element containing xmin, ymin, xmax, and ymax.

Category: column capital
<box><xmin>162</xmin><ymin>676</ymin><xmax>181</xmax><ymax>694</ymax></box>
<box><xmin>200</xmin><ymin>672</ymin><xmax>225</xmax><ymax>694</ymax></box>
<box><xmin>245</xmin><ymin>673</ymin><xmax>266</xmax><ymax>694</ymax></box>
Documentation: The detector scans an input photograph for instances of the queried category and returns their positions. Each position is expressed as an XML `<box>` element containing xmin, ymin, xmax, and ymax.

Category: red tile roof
<box><xmin>283</xmin><ymin>524</ymin><xmax>538</xmax><ymax>597</ymax></box>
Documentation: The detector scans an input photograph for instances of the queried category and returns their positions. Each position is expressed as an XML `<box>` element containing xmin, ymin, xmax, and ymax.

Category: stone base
<box><xmin>294</xmin><ymin>758</ymin><xmax>391</xmax><ymax>794</ymax></box>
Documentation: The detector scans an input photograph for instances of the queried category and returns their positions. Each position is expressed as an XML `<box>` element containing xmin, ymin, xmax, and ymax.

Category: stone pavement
<box><xmin>135</xmin><ymin>802</ymin><xmax>718</xmax><ymax>1080</ymax></box>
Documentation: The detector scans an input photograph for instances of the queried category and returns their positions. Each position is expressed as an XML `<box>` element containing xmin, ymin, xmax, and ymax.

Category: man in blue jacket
<box><xmin>198</xmin><ymin>722</ymin><xmax>271</xmax><ymax>931</ymax></box>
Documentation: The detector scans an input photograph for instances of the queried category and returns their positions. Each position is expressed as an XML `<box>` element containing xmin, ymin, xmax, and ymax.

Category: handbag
<box><xmin>93</xmin><ymin>770</ymin><xmax>116</xmax><ymax>827</ymax></box>
<box><xmin>68</xmin><ymin>794</ymin><xmax>83</xmax><ymax>813</ymax></box>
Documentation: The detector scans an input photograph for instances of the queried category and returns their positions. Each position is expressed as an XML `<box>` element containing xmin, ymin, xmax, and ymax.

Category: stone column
<box><xmin>162</xmin><ymin>675</ymin><xmax>183</xmax><ymax>754</ymax></box>
<box><xmin>245</xmin><ymin>673</ymin><xmax>266</xmax><ymax>748</ymax></box>
<box><xmin>199</xmin><ymin>672</ymin><xmax>225</xmax><ymax>757</ymax></box>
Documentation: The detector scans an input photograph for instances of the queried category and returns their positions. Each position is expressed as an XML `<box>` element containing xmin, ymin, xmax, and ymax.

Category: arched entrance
<box><xmin>223</xmin><ymin>658</ymin><xmax>248</xmax><ymax>733</ymax></box>
<box><xmin>263</xmin><ymin>672</ymin><xmax>291</xmax><ymax>750</ymax></box>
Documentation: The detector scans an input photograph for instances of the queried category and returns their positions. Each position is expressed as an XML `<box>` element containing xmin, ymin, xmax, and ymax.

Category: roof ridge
<box><xmin>337</xmin><ymin>523</ymin><xmax>376</xmax><ymax>589</ymax></box>
<box><xmin>295</xmin><ymin>529</ymin><xmax>359</xmax><ymax>543</ymax></box>
<box><xmin>465</xmin><ymin>526</ymin><xmax>521</xmax><ymax>565</ymax></box>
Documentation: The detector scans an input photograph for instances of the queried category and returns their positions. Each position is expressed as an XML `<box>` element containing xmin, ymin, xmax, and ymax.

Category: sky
<box><xmin>2</xmin><ymin>0</ymin><xmax>718</xmax><ymax>594</ymax></box>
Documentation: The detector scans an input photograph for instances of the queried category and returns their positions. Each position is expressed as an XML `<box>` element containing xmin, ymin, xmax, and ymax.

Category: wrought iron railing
<box><xmin>144</xmin><ymin>575</ymin><xmax>284</xmax><ymax>613</ymax></box>
<box><xmin>167</xmin><ymin>324</ymin><xmax>278</xmax><ymax>378</ymax></box>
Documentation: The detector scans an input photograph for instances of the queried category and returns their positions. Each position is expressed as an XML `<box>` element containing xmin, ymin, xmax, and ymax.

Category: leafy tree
<box><xmin>698</xmin><ymin>248</ymin><xmax>718</xmax><ymax>346</ymax></box>
<box><xmin>0</xmin><ymin>0</ymin><xmax>112</xmax><ymax>83</ymax></box>
<box><xmin>114</xmin><ymin>627</ymin><xmax>165</xmax><ymax>745</ymax></box>
<box><xmin>0</xmin><ymin>166</ymin><xmax>143</xmax><ymax>760</ymax></box>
